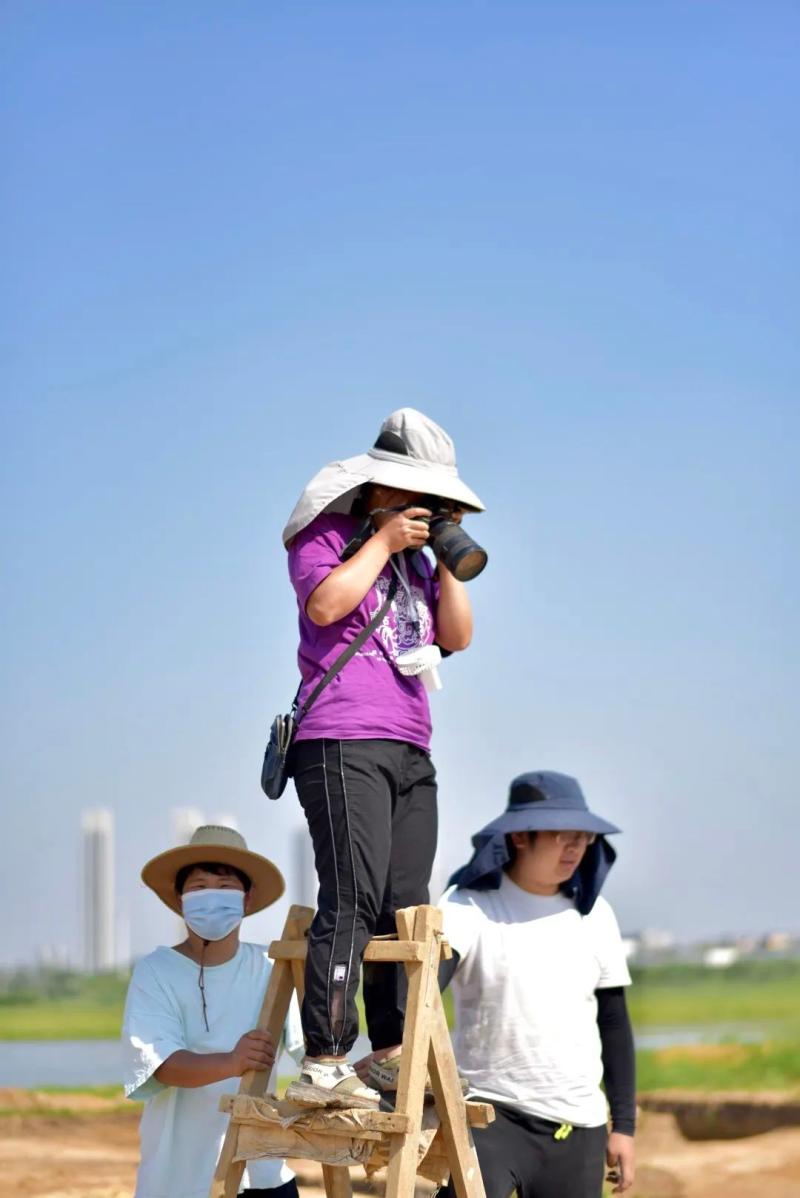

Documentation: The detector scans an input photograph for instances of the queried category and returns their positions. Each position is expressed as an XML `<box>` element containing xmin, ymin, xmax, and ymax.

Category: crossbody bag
<box><xmin>260</xmin><ymin>574</ymin><xmax>398</xmax><ymax>799</ymax></box>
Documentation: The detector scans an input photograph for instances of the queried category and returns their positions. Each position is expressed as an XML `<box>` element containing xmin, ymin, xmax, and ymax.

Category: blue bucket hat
<box><xmin>448</xmin><ymin>771</ymin><xmax>621</xmax><ymax>915</ymax></box>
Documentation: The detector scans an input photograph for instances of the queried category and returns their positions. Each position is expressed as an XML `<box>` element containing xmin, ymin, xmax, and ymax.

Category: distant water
<box><xmin>0</xmin><ymin>1025</ymin><xmax>769</xmax><ymax>1089</ymax></box>
<box><xmin>0</xmin><ymin>1034</ymin><xmax>373</xmax><ymax>1090</ymax></box>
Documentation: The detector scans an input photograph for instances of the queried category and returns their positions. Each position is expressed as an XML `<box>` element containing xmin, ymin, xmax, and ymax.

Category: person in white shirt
<box><xmin>122</xmin><ymin>824</ymin><xmax>305</xmax><ymax>1198</ymax></box>
<box><xmin>437</xmin><ymin>771</ymin><xmax>636</xmax><ymax>1198</ymax></box>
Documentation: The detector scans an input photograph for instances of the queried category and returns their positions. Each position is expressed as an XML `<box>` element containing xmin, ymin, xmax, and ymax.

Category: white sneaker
<box><xmin>286</xmin><ymin>1058</ymin><xmax>381</xmax><ymax>1110</ymax></box>
<box><xmin>369</xmin><ymin>1052</ymin><xmax>470</xmax><ymax>1097</ymax></box>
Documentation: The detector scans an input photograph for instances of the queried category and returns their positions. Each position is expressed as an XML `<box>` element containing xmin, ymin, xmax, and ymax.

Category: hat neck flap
<box><xmin>447</xmin><ymin>833</ymin><xmax>616</xmax><ymax>916</ymax></box>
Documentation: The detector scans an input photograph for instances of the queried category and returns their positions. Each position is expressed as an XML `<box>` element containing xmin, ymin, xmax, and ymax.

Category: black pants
<box><xmin>293</xmin><ymin>737</ymin><xmax>438</xmax><ymax>1057</ymax></box>
<box><xmin>440</xmin><ymin>1103</ymin><xmax>607</xmax><ymax>1198</ymax></box>
<box><xmin>242</xmin><ymin>1182</ymin><xmax>300</xmax><ymax>1198</ymax></box>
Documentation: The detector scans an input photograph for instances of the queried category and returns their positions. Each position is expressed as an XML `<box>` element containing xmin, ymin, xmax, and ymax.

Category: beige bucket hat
<box><xmin>141</xmin><ymin>825</ymin><xmax>285</xmax><ymax>915</ymax></box>
<box><xmin>282</xmin><ymin>407</ymin><xmax>485</xmax><ymax>546</ymax></box>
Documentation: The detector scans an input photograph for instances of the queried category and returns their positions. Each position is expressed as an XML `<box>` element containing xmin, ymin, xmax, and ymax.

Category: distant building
<box><xmin>620</xmin><ymin>935</ymin><xmax>640</xmax><ymax>961</ymax></box>
<box><xmin>763</xmin><ymin>931</ymin><xmax>793</xmax><ymax>954</ymax></box>
<box><xmin>639</xmin><ymin>927</ymin><xmax>676</xmax><ymax>953</ymax></box>
<box><xmin>620</xmin><ymin>927</ymin><xmax>678</xmax><ymax>965</ymax></box>
<box><xmin>703</xmin><ymin>944</ymin><xmax>739</xmax><ymax>968</ymax></box>
<box><xmin>82</xmin><ymin>809</ymin><xmax>115</xmax><ymax>973</ymax></box>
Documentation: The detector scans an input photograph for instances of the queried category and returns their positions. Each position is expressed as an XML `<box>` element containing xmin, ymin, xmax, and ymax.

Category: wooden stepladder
<box><xmin>210</xmin><ymin>903</ymin><xmax>493</xmax><ymax>1198</ymax></box>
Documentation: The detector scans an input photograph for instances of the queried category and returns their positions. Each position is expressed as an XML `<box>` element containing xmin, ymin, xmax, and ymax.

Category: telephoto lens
<box><xmin>427</xmin><ymin>514</ymin><xmax>488</xmax><ymax>581</ymax></box>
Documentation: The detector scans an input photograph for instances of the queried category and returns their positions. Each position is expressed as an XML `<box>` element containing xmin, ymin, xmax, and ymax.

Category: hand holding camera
<box><xmin>373</xmin><ymin>506</ymin><xmax>433</xmax><ymax>554</ymax></box>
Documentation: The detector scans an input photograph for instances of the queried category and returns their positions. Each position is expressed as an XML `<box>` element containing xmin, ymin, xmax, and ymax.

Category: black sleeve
<box><xmin>438</xmin><ymin>948</ymin><xmax>461</xmax><ymax>991</ymax></box>
<box><xmin>596</xmin><ymin>986</ymin><xmax>636</xmax><ymax>1135</ymax></box>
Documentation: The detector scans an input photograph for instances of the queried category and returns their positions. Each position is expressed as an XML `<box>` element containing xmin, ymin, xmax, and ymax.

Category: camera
<box><xmin>340</xmin><ymin>493</ymin><xmax>488</xmax><ymax>581</ymax></box>
<box><xmin>417</xmin><ymin>496</ymin><xmax>488</xmax><ymax>582</ymax></box>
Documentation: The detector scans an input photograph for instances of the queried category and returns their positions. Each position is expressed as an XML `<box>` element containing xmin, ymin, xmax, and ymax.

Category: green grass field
<box><xmin>627</xmin><ymin>960</ymin><xmax>800</xmax><ymax>1027</ymax></box>
<box><xmin>0</xmin><ymin>971</ymin><xmax>128</xmax><ymax>1040</ymax></box>
<box><xmin>2</xmin><ymin>960</ymin><xmax>799</xmax><ymax>1092</ymax></box>
<box><xmin>636</xmin><ymin>1040</ymin><xmax>800</xmax><ymax>1093</ymax></box>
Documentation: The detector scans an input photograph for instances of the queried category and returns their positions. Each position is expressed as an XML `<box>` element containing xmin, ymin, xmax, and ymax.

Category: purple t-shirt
<box><xmin>288</xmin><ymin>513</ymin><xmax>439</xmax><ymax>753</ymax></box>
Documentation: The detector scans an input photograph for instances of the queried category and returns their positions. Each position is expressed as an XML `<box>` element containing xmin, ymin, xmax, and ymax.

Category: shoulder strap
<box><xmin>296</xmin><ymin>574</ymin><xmax>398</xmax><ymax>723</ymax></box>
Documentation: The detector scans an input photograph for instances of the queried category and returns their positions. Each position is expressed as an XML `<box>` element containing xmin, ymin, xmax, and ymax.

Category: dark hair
<box><xmin>175</xmin><ymin>861</ymin><xmax>252</xmax><ymax>895</ymax></box>
<box><xmin>349</xmin><ymin>485</ymin><xmax>370</xmax><ymax>518</ymax></box>
<box><xmin>504</xmin><ymin>830</ymin><xmax>537</xmax><ymax>868</ymax></box>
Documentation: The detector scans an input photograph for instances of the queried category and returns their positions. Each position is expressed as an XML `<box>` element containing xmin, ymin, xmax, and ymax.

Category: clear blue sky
<box><xmin>2</xmin><ymin>1</ymin><xmax>797</xmax><ymax>964</ymax></box>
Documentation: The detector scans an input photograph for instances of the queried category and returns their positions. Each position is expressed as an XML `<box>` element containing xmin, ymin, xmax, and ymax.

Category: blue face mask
<box><xmin>181</xmin><ymin>889</ymin><xmax>245</xmax><ymax>941</ymax></box>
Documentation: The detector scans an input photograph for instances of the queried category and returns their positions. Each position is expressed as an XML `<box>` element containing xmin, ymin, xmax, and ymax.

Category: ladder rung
<box><xmin>463</xmin><ymin>1101</ymin><xmax>495</xmax><ymax>1128</ymax></box>
<box><xmin>269</xmin><ymin>938</ymin><xmax>427</xmax><ymax>963</ymax></box>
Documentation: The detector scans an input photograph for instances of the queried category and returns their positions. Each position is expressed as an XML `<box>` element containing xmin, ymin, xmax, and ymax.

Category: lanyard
<box><xmin>390</xmin><ymin>553</ymin><xmax>421</xmax><ymax>635</ymax></box>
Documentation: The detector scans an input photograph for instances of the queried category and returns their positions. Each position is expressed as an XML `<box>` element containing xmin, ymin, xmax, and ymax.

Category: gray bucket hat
<box><xmin>282</xmin><ymin>407</ymin><xmax>485</xmax><ymax>546</ymax></box>
<box><xmin>449</xmin><ymin>772</ymin><xmax>621</xmax><ymax>914</ymax></box>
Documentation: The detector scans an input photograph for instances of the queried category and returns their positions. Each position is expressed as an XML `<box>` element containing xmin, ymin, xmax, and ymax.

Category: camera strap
<box><xmin>294</xmin><ymin>574</ymin><xmax>399</xmax><ymax>723</ymax></box>
<box><xmin>390</xmin><ymin>553</ymin><xmax>421</xmax><ymax>635</ymax></box>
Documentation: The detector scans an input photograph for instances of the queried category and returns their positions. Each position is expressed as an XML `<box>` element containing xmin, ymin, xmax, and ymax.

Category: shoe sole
<box><xmin>285</xmin><ymin>1080</ymin><xmax>380</xmax><ymax>1110</ymax></box>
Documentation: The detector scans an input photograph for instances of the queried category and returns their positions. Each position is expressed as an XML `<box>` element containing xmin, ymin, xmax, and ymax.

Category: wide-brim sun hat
<box><xmin>141</xmin><ymin>825</ymin><xmax>285</xmax><ymax>916</ymax></box>
<box><xmin>282</xmin><ymin>407</ymin><xmax>485</xmax><ymax>546</ymax></box>
<box><xmin>476</xmin><ymin>771</ymin><xmax>620</xmax><ymax>840</ymax></box>
<box><xmin>448</xmin><ymin>771</ymin><xmax>621</xmax><ymax>915</ymax></box>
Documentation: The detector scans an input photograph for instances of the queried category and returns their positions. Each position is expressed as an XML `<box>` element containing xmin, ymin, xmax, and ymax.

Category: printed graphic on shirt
<box><xmin>358</xmin><ymin>573</ymin><xmax>432</xmax><ymax>661</ymax></box>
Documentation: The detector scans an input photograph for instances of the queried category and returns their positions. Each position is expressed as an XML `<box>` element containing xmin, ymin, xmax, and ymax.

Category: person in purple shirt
<box><xmin>281</xmin><ymin>408</ymin><xmax>485</xmax><ymax>1106</ymax></box>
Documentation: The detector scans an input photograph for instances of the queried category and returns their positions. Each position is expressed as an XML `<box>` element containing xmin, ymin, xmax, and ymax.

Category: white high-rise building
<box><xmin>82</xmin><ymin>809</ymin><xmax>115</xmax><ymax>973</ymax></box>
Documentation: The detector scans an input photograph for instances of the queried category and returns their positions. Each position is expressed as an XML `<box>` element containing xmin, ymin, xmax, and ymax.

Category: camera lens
<box><xmin>428</xmin><ymin>517</ymin><xmax>488</xmax><ymax>582</ymax></box>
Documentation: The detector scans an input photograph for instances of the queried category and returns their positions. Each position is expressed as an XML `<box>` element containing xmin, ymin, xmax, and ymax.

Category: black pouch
<box><xmin>260</xmin><ymin>711</ymin><xmax>297</xmax><ymax>801</ymax></box>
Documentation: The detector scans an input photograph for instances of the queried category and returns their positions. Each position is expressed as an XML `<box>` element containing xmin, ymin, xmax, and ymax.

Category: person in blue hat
<box><xmin>437</xmin><ymin>771</ymin><xmax>636</xmax><ymax>1198</ymax></box>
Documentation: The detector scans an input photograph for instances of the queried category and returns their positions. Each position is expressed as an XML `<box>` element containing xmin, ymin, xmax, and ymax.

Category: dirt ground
<box><xmin>1</xmin><ymin>1090</ymin><xmax>800</xmax><ymax>1198</ymax></box>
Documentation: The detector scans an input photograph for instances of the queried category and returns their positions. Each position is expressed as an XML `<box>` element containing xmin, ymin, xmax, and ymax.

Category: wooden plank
<box><xmin>237</xmin><ymin>1124</ymin><xmax>368</xmax><ymax>1163</ymax></box>
<box><xmin>322</xmin><ymin>1163</ymin><xmax>354</xmax><ymax>1198</ymax></box>
<box><xmin>428</xmin><ymin>984</ymin><xmax>487</xmax><ymax>1198</ymax></box>
<box><xmin>269</xmin><ymin>938</ymin><xmax>426</xmax><ymax>963</ymax></box>
<box><xmin>364</xmin><ymin>941</ymin><xmax>425</xmax><ymax>962</ymax></box>
<box><xmin>237</xmin><ymin>1122</ymin><xmax>382</xmax><ymax>1146</ymax></box>
<box><xmin>464</xmin><ymin>1101</ymin><xmax>495</xmax><ymax>1129</ymax></box>
<box><xmin>219</xmin><ymin>1093</ymin><xmax>412</xmax><ymax>1134</ymax></box>
<box><xmin>384</xmin><ymin>905</ymin><xmax>442</xmax><ymax>1198</ymax></box>
<box><xmin>209</xmin><ymin>908</ymin><xmax>310</xmax><ymax>1198</ymax></box>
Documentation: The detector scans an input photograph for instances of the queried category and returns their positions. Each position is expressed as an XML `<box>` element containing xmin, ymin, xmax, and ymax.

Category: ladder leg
<box><xmin>209</xmin><ymin>907</ymin><xmax>311</xmax><ymax>1198</ymax></box>
<box><xmin>384</xmin><ymin>906</ymin><xmax>441</xmax><ymax>1198</ymax></box>
<box><xmin>322</xmin><ymin>1162</ymin><xmax>354</xmax><ymax>1198</ymax></box>
<box><xmin>428</xmin><ymin>987</ymin><xmax>487</xmax><ymax>1198</ymax></box>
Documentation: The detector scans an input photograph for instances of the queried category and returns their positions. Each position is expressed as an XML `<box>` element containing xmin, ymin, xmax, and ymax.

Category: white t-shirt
<box><xmin>439</xmin><ymin>876</ymin><xmax>631</xmax><ymax>1128</ymax></box>
<box><xmin>122</xmin><ymin>941</ymin><xmax>305</xmax><ymax>1198</ymax></box>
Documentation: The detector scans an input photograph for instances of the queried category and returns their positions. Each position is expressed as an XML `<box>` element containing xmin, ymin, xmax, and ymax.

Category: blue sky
<box><xmin>2</xmin><ymin>1</ymin><xmax>797</xmax><ymax>964</ymax></box>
